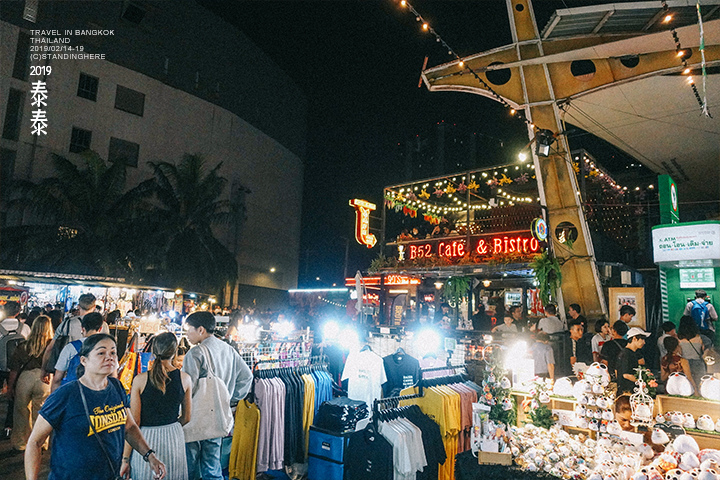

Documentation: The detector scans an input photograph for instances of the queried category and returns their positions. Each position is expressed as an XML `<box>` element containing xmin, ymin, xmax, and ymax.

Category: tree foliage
<box><xmin>2</xmin><ymin>152</ymin><xmax>238</xmax><ymax>294</ymax></box>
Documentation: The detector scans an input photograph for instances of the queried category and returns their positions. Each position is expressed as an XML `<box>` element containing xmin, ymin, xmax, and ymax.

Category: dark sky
<box><xmin>201</xmin><ymin>0</ymin><xmax>626</xmax><ymax>287</ymax></box>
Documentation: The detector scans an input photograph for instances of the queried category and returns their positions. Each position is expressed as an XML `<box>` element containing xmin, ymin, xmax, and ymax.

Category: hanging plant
<box><xmin>529</xmin><ymin>251</ymin><xmax>562</xmax><ymax>305</ymax></box>
<box><xmin>442</xmin><ymin>276</ymin><xmax>469</xmax><ymax>308</ymax></box>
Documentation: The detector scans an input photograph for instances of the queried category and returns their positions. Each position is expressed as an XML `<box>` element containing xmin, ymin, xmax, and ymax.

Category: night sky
<box><xmin>200</xmin><ymin>0</ymin><xmax>632</xmax><ymax>287</ymax></box>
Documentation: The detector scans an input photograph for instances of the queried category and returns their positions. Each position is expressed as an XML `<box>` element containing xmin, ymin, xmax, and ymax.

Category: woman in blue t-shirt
<box><xmin>24</xmin><ymin>334</ymin><xmax>167</xmax><ymax>480</ymax></box>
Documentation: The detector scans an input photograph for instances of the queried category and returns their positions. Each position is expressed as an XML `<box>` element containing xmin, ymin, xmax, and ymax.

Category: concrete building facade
<box><xmin>0</xmin><ymin>0</ymin><xmax>306</xmax><ymax>306</ymax></box>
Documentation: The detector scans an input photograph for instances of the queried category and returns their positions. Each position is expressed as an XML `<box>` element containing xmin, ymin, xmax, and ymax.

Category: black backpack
<box><xmin>44</xmin><ymin>317</ymin><xmax>73</xmax><ymax>373</ymax></box>
<box><xmin>0</xmin><ymin>324</ymin><xmax>25</xmax><ymax>372</ymax></box>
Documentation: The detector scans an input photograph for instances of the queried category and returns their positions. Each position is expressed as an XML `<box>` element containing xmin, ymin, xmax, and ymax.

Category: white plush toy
<box><xmin>679</xmin><ymin>451</ymin><xmax>701</xmax><ymax>470</ymax></box>
<box><xmin>699</xmin><ymin>375</ymin><xmax>720</xmax><ymax>401</ymax></box>
<box><xmin>672</xmin><ymin>434</ymin><xmax>700</xmax><ymax>455</ymax></box>
<box><xmin>697</xmin><ymin>415</ymin><xmax>715</xmax><ymax>431</ymax></box>
<box><xmin>666</xmin><ymin>372</ymin><xmax>694</xmax><ymax>396</ymax></box>
<box><xmin>553</xmin><ymin>376</ymin><xmax>574</xmax><ymax>397</ymax></box>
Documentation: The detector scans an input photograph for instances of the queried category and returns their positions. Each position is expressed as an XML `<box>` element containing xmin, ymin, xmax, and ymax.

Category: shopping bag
<box><xmin>183</xmin><ymin>344</ymin><xmax>234</xmax><ymax>442</ymax></box>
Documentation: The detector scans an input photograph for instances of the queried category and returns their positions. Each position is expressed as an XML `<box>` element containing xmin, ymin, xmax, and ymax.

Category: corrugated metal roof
<box><xmin>542</xmin><ymin>0</ymin><xmax>720</xmax><ymax>39</ymax></box>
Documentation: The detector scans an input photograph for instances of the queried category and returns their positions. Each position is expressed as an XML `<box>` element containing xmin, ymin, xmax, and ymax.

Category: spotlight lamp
<box><xmin>535</xmin><ymin>129</ymin><xmax>556</xmax><ymax>157</ymax></box>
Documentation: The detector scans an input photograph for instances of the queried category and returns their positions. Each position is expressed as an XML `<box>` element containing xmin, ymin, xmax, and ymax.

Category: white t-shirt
<box><xmin>342</xmin><ymin>349</ymin><xmax>387</xmax><ymax>408</ymax></box>
<box><xmin>591</xmin><ymin>333</ymin><xmax>610</xmax><ymax>354</ymax></box>
<box><xmin>538</xmin><ymin>315</ymin><xmax>565</xmax><ymax>334</ymax></box>
<box><xmin>495</xmin><ymin>323</ymin><xmax>519</xmax><ymax>334</ymax></box>
<box><xmin>0</xmin><ymin>318</ymin><xmax>31</xmax><ymax>338</ymax></box>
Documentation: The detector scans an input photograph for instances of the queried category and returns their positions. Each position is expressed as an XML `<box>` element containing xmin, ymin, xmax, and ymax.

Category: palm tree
<box><xmin>133</xmin><ymin>154</ymin><xmax>238</xmax><ymax>293</ymax></box>
<box><xmin>2</xmin><ymin>152</ymin><xmax>142</xmax><ymax>276</ymax></box>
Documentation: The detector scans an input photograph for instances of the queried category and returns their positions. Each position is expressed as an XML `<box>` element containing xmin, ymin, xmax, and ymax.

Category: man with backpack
<box><xmin>50</xmin><ymin>312</ymin><xmax>104</xmax><ymax>392</ymax></box>
<box><xmin>41</xmin><ymin>293</ymin><xmax>108</xmax><ymax>378</ymax></box>
<box><xmin>684</xmin><ymin>289</ymin><xmax>717</xmax><ymax>343</ymax></box>
<box><xmin>0</xmin><ymin>301</ymin><xmax>31</xmax><ymax>438</ymax></box>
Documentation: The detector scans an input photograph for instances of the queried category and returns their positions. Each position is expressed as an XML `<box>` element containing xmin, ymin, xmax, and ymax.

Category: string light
<box><xmin>393</xmin><ymin>0</ymin><xmax>535</xmax><ymax>129</ymax></box>
<box><xmin>660</xmin><ymin>0</ymin><xmax>708</xmax><ymax>114</ymax></box>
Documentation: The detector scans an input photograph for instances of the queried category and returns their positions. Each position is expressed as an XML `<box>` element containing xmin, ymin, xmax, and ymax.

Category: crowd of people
<box><xmin>0</xmin><ymin>295</ymin><xmax>254</xmax><ymax>480</ymax></box>
<box><xmin>467</xmin><ymin>288</ymin><xmax>717</xmax><ymax>397</ymax></box>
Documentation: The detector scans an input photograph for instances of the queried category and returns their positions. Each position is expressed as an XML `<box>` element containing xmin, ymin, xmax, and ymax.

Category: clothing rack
<box><xmin>253</xmin><ymin>354</ymin><xmax>328</xmax><ymax>372</ymax></box>
<box><xmin>420</xmin><ymin>363</ymin><xmax>467</xmax><ymax>374</ymax></box>
<box><xmin>372</xmin><ymin>391</ymin><xmax>425</xmax><ymax>429</ymax></box>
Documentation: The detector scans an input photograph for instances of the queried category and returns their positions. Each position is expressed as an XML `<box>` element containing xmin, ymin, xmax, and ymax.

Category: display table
<box><xmin>511</xmin><ymin>391</ymin><xmax>720</xmax><ymax>448</ymax></box>
<box><xmin>655</xmin><ymin>394</ymin><xmax>720</xmax><ymax>449</ymax></box>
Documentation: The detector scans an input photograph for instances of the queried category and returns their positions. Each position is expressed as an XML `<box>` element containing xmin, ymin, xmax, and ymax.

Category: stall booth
<box><xmin>364</xmin><ymin>164</ymin><xmax>549</xmax><ymax>333</ymax></box>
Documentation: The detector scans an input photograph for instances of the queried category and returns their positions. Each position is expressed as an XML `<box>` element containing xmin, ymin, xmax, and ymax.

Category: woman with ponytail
<box><xmin>123</xmin><ymin>332</ymin><xmax>192</xmax><ymax>480</ymax></box>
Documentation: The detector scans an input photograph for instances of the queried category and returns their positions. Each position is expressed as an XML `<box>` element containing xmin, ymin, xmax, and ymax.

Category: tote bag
<box><xmin>183</xmin><ymin>344</ymin><xmax>234</xmax><ymax>442</ymax></box>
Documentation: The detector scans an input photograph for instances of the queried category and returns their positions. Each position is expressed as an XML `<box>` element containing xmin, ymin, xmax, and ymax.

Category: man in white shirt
<box><xmin>537</xmin><ymin>304</ymin><xmax>566</xmax><ymax>334</ymax></box>
<box><xmin>183</xmin><ymin>311</ymin><xmax>252</xmax><ymax>480</ymax></box>
<box><xmin>657</xmin><ymin>321</ymin><xmax>677</xmax><ymax>359</ymax></box>
<box><xmin>50</xmin><ymin>312</ymin><xmax>104</xmax><ymax>391</ymax></box>
<box><xmin>0</xmin><ymin>301</ymin><xmax>31</xmax><ymax>338</ymax></box>
<box><xmin>41</xmin><ymin>293</ymin><xmax>108</xmax><ymax>375</ymax></box>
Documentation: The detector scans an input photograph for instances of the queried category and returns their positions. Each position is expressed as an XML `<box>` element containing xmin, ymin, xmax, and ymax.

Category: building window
<box><xmin>77</xmin><ymin>73</ymin><xmax>99</xmax><ymax>101</ymax></box>
<box><xmin>23</xmin><ymin>0</ymin><xmax>39</xmax><ymax>22</ymax></box>
<box><xmin>0</xmin><ymin>149</ymin><xmax>17</xmax><ymax>201</ymax></box>
<box><xmin>114</xmin><ymin>85</ymin><xmax>145</xmax><ymax>116</ymax></box>
<box><xmin>121</xmin><ymin>2</ymin><xmax>147</xmax><ymax>24</ymax></box>
<box><xmin>108</xmin><ymin>137</ymin><xmax>139</xmax><ymax>167</ymax></box>
<box><xmin>2</xmin><ymin>89</ymin><xmax>25</xmax><ymax>141</ymax></box>
<box><xmin>69</xmin><ymin>127</ymin><xmax>92</xmax><ymax>153</ymax></box>
<box><xmin>12</xmin><ymin>31</ymin><xmax>31</xmax><ymax>80</ymax></box>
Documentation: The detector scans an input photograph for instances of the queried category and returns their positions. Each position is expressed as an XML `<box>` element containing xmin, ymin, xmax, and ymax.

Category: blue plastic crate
<box><xmin>308</xmin><ymin>454</ymin><xmax>344</xmax><ymax>480</ymax></box>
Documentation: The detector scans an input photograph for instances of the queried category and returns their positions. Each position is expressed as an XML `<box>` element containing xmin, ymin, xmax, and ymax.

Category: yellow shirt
<box><xmin>229</xmin><ymin>400</ymin><xmax>260</xmax><ymax>480</ymax></box>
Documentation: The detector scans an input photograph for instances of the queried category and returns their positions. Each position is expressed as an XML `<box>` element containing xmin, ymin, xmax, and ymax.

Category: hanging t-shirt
<box><xmin>383</xmin><ymin>353</ymin><xmax>421</xmax><ymax>397</ymax></box>
<box><xmin>229</xmin><ymin>400</ymin><xmax>260</xmax><ymax>480</ymax></box>
<box><xmin>346</xmin><ymin>423</ymin><xmax>394</xmax><ymax>480</ymax></box>
<box><xmin>342</xmin><ymin>349</ymin><xmax>387</xmax><ymax>408</ymax></box>
<box><xmin>40</xmin><ymin>378</ymin><xmax>127</xmax><ymax>480</ymax></box>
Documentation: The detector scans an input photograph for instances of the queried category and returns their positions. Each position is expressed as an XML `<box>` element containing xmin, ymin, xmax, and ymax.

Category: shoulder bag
<box><xmin>78</xmin><ymin>382</ymin><xmax>124</xmax><ymax>480</ymax></box>
<box><xmin>182</xmin><ymin>343</ymin><xmax>234</xmax><ymax>442</ymax></box>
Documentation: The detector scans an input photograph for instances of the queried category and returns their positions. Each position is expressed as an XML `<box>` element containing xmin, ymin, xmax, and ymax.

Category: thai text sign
<box><xmin>349</xmin><ymin>199</ymin><xmax>377</xmax><ymax>248</ymax></box>
<box><xmin>652</xmin><ymin>222</ymin><xmax>720</xmax><ymax>264</ymax></box>
<box><xmin>401</xmin><ymin>231</ymin><xmax>540</xmax><ymax>260</ymax></box>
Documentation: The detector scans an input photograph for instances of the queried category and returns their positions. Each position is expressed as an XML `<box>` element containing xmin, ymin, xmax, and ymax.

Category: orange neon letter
<box><xmin>349</xmin><ymin>199</ymin><xmax>377</xmax><ymax>248</ymax></box>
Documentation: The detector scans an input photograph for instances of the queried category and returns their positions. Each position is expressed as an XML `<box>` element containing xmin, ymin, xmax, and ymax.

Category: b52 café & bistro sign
<box><xmin>397</xmin><ymin>231</ymin><xmax>541</xmax><ymax>261</ymax></box>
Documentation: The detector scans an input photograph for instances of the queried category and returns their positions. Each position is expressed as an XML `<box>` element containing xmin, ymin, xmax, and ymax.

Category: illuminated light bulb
<box><xmin>687</xmin><ymin>76</ymin><xmax>694</xmax><ymax>84</ymax></box>
<box><xmin>422</xmin><ymin>23</ymin><xmax>429</xmax><ymax>30</ymax></box>
<box><xmin>400</xmin><ymin>0</ymin><xmax>406</xmax><ymax>6</ymax></box>
<box><xmin>683</xmin><ymin>68</ymin><xmax>691</xmax><ymax>74</ymax></box>
<box><xmin>458</xmin><ymin>61</ymin><xmax>464</xmax><ymax>67</ymax></box>
<box><xmin>676</xmin><ymin>50</ymin><xmax>684</xmax><ymax>57</ymax></box>
<box><xmin>663</xmin><ymin>14</ymin><xmax>672</xmax><ymax>23</ymax></box>
<box><xmin>648</xmin><ymin>185</ymin><xmax>654</xmax><ymax>189</ymax></box>
<box><xmin>635</xmin><ymin>187</ymin><xmax>640</xmax><ymax>191</ymax></box>
<box><xmin>510</xmin><ymin>108</ymin><xmax>516</xmax><ymax>115</ymax></box>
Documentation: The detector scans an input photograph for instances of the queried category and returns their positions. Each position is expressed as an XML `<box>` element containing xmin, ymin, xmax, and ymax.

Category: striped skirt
<box><xmin>130</xmin><ymin>422</ymin><xmax>188</xmax><ymax>480</ymax></box>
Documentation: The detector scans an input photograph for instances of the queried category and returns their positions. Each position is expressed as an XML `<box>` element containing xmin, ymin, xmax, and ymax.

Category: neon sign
<box><xmin>385</xmin><ymin>274</ymin><xmax>421</xmax><ymax>286</ymax></box>
<box><xmin>349</xmin><ymin>199</ymin><xmax>377</xmax><ymax>248</ymax></box>
<box><xmin>406</xmin><ymin>234</ymin><xmax>540</xmax><ymax>260</ymax></box>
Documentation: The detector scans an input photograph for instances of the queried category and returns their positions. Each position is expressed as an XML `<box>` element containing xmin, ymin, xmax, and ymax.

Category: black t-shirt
<box><xmin>600</xmin><ymin>338</ymin><xmax>627</xmax><ymax>379</ymax></box>
<box><xmin>346</xmin><ymin>424</ymin><xmax>393</xmax><ymax>480</ymax></box>
<box><xmin>407</xmin><ymin>408</ymin><xmax>446</xmax><ymax>480</ymax></box>
<box><xmin>571</xmin><ymin>333</ymin><xmax>594</xmax><ymax>365</ymax></box>
<box><xmin>382</xmin><ymin>353</ymin><xmax>420</xmax><ymax>397</ymax></box>
<box><xmin>616</xmin><ymin>347</ymin><xmax>640</xmax><ymax>394</ymax></box>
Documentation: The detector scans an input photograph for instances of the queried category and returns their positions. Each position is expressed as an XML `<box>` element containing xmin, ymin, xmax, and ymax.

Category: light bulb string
<box><xmin>398</xmin><ymin>0</ymin><xmax>534</xmax><ymax>128</ymax></box>
<box><xmin>661</xmin><ymin>0</ymin><xmax>711</xmax><ymax>116</ymax></box>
